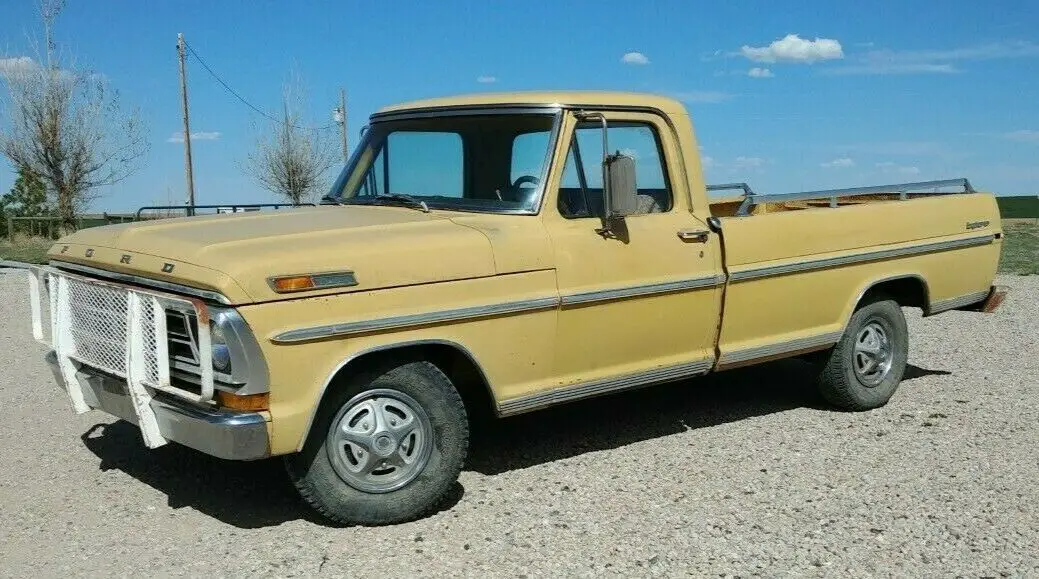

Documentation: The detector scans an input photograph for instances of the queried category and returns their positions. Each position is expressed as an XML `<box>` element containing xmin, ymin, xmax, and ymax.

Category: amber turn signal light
<box><xmin>216</xmin><ymin>391</ymin><xmax>269</xmax><ymax>411</ymax></box>
<box><xmin>270</xmin><ymin>276</ymin><xmax>316</xmax><ymax>292</ymax></box>
<box><xmin>267</xmin><ymin>271</ymin><xmax>358</xmax><ymax>293</ymax></box>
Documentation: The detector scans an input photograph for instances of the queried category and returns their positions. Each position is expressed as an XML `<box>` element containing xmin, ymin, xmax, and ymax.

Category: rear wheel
<box><xmin>285</xmin><ymin>360</ymin><xmax>468</xmax><ymax>525</ymax></box>
<box><xmin>817</xmin><ymin>296</ymin><xmax>909</xmax><ymax>411</ymax></box>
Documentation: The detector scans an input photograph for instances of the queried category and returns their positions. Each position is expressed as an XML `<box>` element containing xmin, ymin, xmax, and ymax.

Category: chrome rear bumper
<box><xmin>46</xmin><ymin>351</ymin><xmax>270</xmax><ymax>460</ymax></box>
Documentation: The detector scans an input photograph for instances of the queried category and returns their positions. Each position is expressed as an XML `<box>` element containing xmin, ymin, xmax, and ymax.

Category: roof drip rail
<box><xmin>735</xmin><ymin>178</ymin><xmax>976</xmax><ymax>216</ymax></box>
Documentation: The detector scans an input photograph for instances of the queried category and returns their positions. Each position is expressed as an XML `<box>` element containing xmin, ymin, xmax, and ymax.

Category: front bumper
<box><xmin>46</xmin><ymin>351</ymin><xmax>270</xmax><ymax>460</ymax></box>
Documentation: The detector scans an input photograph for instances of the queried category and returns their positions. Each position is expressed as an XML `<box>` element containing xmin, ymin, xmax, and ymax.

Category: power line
<box><xmin>183</xmin><ymin>40</ymin><xmax>336</xmax><ymax>132</ymax></box>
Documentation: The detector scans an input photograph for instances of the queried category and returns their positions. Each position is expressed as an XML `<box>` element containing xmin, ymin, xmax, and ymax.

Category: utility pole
<box><xmin>335</xmin><ymin>88</ymin><xmax>348</xmax><ymax>163</ymax></box>
<box><xmin>177</xmin><ymin>33</ymin><xmax>196</xmax><ymax>216</ymax></box>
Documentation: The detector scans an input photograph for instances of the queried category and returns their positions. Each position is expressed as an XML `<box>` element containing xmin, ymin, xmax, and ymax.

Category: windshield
<box><xmin>326</xmin><ymin>112</ymin><xmax>559</xmax><ymax>214</ymax></box>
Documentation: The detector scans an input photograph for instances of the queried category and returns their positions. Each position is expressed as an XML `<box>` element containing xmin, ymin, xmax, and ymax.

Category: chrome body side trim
<box><xmin>272</xmin><ymin>295</ymin><xmax>560</xmax><ymax>343</ymax></box>
<box><xmin>296</xmin><ymin>339</ymin><xmax>493</xmax><ymax>451</ymax></box>
<box><xmin>46</xmin><ymin>352</ymin><xmax>269</xmax><ymax>461</ymax></box>
<box><xmin>718</xmin><ymin>331</ymin><xmax>843</xmax><ymax>368</ymax></box>
<box><xmin>49</xmin><ymin>261</ymin><xmax>233</xmax><ymax>305</ymax></box>
<box><xmin>729</xmin><ymin>234</ymin><xmax>995</xmax><ymax>282</ymax></box>
<box><xmin>274</xmin><ymin>275</ymin><xmax>725</xmax><ymax>343</ymax></box>
<box><xmin>928</xmin><ymin>290</ymin><xmax>991</xmax><ymax>315</ymax></box>
<box><xmin>560</xmin><ymin>274</ymin><xmax>724</xmax><ymax>306</ymax></box>
<box><xmin>498</xmin><ymin>358</ymin><xmax>714</xmax><ymax>416</ymax></box>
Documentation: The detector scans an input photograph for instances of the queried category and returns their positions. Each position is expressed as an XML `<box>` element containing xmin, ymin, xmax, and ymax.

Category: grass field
<box><xmin>0</xmin><ymin>237</ymin><xmax>52</xmax><ymax>265</ymax></box>
<box><xmin>999</xmin><ymin>221</ymin><xmax>1039</xmax><ymax>275</ymax></box>
<box><xmin>2</xmin><ymin>221</ymin><xmax>1038</xmax><ymax>273</ymax></box>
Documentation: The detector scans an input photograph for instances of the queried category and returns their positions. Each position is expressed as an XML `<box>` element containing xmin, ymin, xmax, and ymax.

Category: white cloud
<box><xmin>0</xmin><ymin>55</ymin><xmax>82</xmax><ymax>82</ymax></box>
<box><xmin>827</xmin><ymin>40</ymin><xmax>1039</xmax><ymax>75</ymax></box>
<box><xmin>476</xmin><ymin>75</ymin><xmax>497</xmax><ymax>84</ymax></box>
<box><xmin>167</xmin><ymin>131</ymin><xmax>222</xmax><ymax>143</ymax></box>
<box><xmin>619</xmin><ymin>147</ymin><xmax>640</xmax><ymax>160</ymax></box>
<box><xmin>732</xmin><ymin>156</ymin><xmax>765</xmax><ymax>169</ymax></box>
<box><xmin>0</xmin><ymin>56</ymin><xmax>35</xmax><ymax>75</ymax></box>
<box><xmin>702</xmin><ymin>155</ymin><xmax>767</xmax><ymax>174</ymax></box>
<box><xmin>747</xmin><ymin>67</ymin><xmax>774</xmax><ymax>78</ymax></box>
<box><xmin>740</xmin><ymin>34</ymin><xmax>843</xmax><ymax>64</ymax></box>
<box><xmin>621</xmin><ymin>51</ymin><xmax>650</xmax><ymax>65</ymax></box>
<box><xmin>671</xmin><ymin>90</ymin><xmax>731</xmax><ymax>103</ymax></box>
<box><xmin>875</xmin><ymin>162</ymin><xmax>921</xmax><ymax>176</ymax></box>
<box><xmin>1004</xmin><ymin>129</ymin><xmax>1039</xmax><ymax>143</ymax></box>
<box><xmin>821</xmin><ymin>157</ymin><xmax>855</xmax><ymax>168</ymax></box>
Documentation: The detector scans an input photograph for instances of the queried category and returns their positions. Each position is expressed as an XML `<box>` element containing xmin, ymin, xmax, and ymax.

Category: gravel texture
<box><xmin>0</xmin><ymin>272</ymin><xmax>1037</xmax><ymax>577</ymax></box>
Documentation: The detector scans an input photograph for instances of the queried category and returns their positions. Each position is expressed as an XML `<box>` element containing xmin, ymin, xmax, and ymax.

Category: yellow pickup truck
<box><xmin>2</xmin><ymin>91</ymin><xmax>1007</xmax><ymax>525</ymax></box>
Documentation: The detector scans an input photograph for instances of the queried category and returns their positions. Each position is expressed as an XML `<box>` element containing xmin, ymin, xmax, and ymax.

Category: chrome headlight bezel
<box><xmin>206</xmin><ymin>306</ymin><xmax>270</xmax><ymax>395</ymax></box>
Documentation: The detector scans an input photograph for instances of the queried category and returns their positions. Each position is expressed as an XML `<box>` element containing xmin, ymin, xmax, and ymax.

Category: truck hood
<box><xmin>47</xmin><ymin>206</ymin><xmax>497</xmax><ymax>304</ymax></box>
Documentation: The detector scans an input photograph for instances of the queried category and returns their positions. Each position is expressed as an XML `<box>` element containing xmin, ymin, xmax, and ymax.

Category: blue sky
<box><xmin>1</xmin><ymin>0</ymin><xmax>1038</xmax><ymax>212</ymax></box>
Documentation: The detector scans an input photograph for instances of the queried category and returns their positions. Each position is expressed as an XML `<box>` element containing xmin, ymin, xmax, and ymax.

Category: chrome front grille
<box><xmin>47</xmin><ymin>271</ymin><xmax>214</xmax><ymax>402</ymax></box>
<box><xmin>166</xmin><ymin>310</ymin><xmax>200</xmax><ymax>365</ymax></box>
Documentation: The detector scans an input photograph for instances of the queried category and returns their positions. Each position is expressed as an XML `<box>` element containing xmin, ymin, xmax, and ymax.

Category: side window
<box><xmin>385</xmin><ymin>131</ymin><xmax>464</xmax><ymax>198</ymax></box>
<box><xmin>557</xmin><ymin>121</ymin><xmax>672</xmax><ymax>219</ymax></box>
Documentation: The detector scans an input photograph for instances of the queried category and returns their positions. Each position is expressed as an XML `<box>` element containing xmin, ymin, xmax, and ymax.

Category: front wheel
<box><xmin>285</xmin><ymin>360</ymin><xmax>469</xmax><ymax>525</ymax></box>
<box><xmin>817</xmin><ymin>296</ymin><xmax>909</xmax><ymax>411</ymax></box>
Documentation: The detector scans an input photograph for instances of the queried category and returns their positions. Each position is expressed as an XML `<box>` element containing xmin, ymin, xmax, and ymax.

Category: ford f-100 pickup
<box><xmin>1</xmin><ymin>91</ymin><xmax>1007</xmax><ymax>525</ymax></box>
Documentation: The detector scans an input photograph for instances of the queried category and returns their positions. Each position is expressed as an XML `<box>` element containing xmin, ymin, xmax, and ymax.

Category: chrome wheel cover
<box><xmin>326</xmin><ymin>388</ymin><xmax>433</xmax><ymax>493</ymax></box>
<box><xmin>853</xmin><ymin>320</ymin><xmax>894</xmax><ymax>387</ymax></box>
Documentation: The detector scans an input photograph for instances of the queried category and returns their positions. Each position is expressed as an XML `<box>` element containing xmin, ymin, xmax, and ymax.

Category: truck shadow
<box><xmin>79</xmin><ymin>422</ymin><xmax>464</xmax><ymax>529</ymax></box>
<box><xmin>77</xmin><ymin>359</ymin><xmax>944</xmax><ymax>528</ymax></box>
<box><xmin>465</xmin><ymin>360</ymin><xmax>947</xmax><ymax>475</ymax></box>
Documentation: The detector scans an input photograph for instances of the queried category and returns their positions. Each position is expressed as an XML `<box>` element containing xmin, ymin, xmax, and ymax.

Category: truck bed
<box><xmin>707</xmin><ymin>178</ymin><xmax>978</xmax><ymax>218</ymax></box>
<box><xmin>706</xmin><ymin>178</ymin><xmax>1002</xmax><ymax>370</ymax></box>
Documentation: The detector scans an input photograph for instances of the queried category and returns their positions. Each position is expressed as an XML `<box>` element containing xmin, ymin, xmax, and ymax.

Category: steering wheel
<box><xmin>512</xmin><ymin>175</ymin><xmax>540</xmax><ymax>189</ymax></box>
<box><xmin>508</xmin><ymin>175</ymin><xmax>541</xmax><ymax>206</ymax></box>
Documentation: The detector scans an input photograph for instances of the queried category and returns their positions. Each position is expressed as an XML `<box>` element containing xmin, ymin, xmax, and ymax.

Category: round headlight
<box><xmin>210</xmin><ymin>321</ymin><xmax>232</xmax><ymax>373</ymax></box>
<box><xmin>212</xmin><ymin>344</ymin><xmax>231</xmax><ymax>372</ymax></box>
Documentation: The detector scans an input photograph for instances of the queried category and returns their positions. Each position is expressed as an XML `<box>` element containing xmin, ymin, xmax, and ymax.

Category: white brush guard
<box><xmin>5</xmin><ymin>262</ymin><xmax>215</xmax><ymax>449</ymax></box>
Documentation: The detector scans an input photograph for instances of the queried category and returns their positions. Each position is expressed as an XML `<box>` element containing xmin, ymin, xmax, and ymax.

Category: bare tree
<box><xmin>0</xmin><ymin>0</ymin><xmax>149</xmax><ymax>231</ymax></box>
<box><xmin>244</xmin><ymin>73</ymin><xmax>337</xmax><ymax>205</ymax></box>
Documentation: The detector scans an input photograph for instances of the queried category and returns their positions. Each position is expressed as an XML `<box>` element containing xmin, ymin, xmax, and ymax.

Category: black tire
<box><xmin>284</xmin><ymin>360</ymin><xmax>468</xmax><ymax>526</ymax></box>
<box><xmin>817</xmin><ymin>296</ymin><xmax>909</xmax><ymax>411</ymax></box>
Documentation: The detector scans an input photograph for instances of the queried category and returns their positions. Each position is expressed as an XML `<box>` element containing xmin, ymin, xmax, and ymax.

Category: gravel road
<box><xmin>1</xmin><ymin>273</ymin><xmax>1036</xmax><ymax>578</ymax></box>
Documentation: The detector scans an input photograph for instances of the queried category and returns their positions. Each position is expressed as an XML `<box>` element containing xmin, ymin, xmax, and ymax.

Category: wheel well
<box><xmin>859</xmin><ymin>276</ymin><xmax>929</xmax><ymax>311</ymax></box>
<box><xmin>324</xmin><ymin>342</ymin><xmax>497</xmax><ymax>422</ymax></box>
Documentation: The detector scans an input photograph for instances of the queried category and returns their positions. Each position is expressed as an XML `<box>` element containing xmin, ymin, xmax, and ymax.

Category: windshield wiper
<box><xmin>319</xmin><ymin>194</ymin><xmax>343</xmax><ymax>206</ymax></box>
<box><xmin>369</xmin><ymin>194</ymin><xmax>430</xmax><ymax>213</ymax></box>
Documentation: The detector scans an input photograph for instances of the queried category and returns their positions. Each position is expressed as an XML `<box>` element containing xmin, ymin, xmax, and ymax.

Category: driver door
<box><xmin>542</xmin><ymin>110</ymin><xmax>723</xmax><ymax>388</ymax></box>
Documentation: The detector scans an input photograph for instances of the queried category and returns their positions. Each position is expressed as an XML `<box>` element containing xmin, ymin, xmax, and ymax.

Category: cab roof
<box><xmin>374</xmin><ymin>90</ymin><xmax>690</xmax><ymax>117</ymax></box>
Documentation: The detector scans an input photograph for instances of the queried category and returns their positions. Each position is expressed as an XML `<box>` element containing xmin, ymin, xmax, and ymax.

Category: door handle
<box><xmin>677</xmin><ymin>229</ymin><xmax>710</xmax><ymax>242</ymax></box>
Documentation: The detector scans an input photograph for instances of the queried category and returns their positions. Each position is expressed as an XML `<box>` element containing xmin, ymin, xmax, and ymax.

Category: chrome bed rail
<box><xmin>730</xmin><ymin>178</ymin><xmax>976</xmax><ymax>216</ymax></box>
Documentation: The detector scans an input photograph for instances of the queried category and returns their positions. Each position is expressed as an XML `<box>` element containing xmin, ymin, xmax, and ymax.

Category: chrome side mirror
<box><xmin>605</xmin><ymin>153</ymin><xmax>637</xmax><ymax>218</ymax></box>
